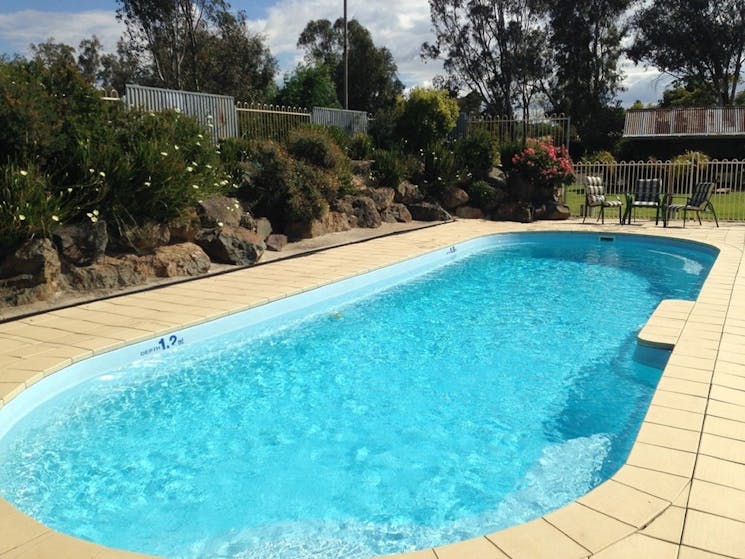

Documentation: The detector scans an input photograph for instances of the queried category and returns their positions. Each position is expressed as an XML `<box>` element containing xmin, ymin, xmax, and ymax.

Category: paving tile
<box><xmin>661</xmin><ymin>365</ymin><xmax>712</xmax><ymax>384</ymax></box>
<box><xmin>611</xmin><ymin>464</ymin><xmax>688</xmax><ymax>501</ymax></box>
<box><xmin>635</xmin><ymin>422</ymin><xmax>700</xmax><ymax>452</ymax></box>
<box><xmin>688</xmin><ymin>479</ymin><xmax>745</xmax><ymax>523</ymax></box>
<box><xmin>714</xmin><ymin>360</ymin><xmax>745</xmax><ymax>377</ymax></box>
<box><xmin>682</xmin><ymin>510</ymin><xmax>745</xmax><ymax>559</ymax></box>
<box><xmin>699</xmin><ymin>432</ymin><xmax>745</xmax><ymax>464</ymax></box>
<box><xmin>577</xmin><ymin>479</ymin><xmax>669</xmax><ymax>527</ymax></box>
<box><xmin>709</xmin><ymin>385</ymin><xmax>745</xmax><ymax>406</ymax></box>
<box><xmin>678</xmin><ymin>547</ymin><xmax>734</xmax><ymax>559</ymax></box>
<box><xmin>590</xmin><ymin>533</ymin><xmax>678</xmax><ymax>559</ymax></box>
<box><xmin>643</xmin><ymin>405</ymin><xmax>704</xmax><ymax>432</ymax></box>
<box><xmin>706</xmin><ymin>399</ymin><xmax>745</xmax><ymax>422</ymax></box>
<box><xmin>651</xmin><ymin>390</ymin><xmax>708</xmax><ymax>414</ymax></box>
<box><xmin>544</xmin><ymin>502</ymin><xmax>634</xmax><ymax>553</ymax></box>
<box><xmin>625</xmin><ymin>442</ymin><xmax>696</xmax><ymax>478</ymax></box>
<box><xmin>664</xmin><ymin>355</ymin><xmax>717</xmax><ymax>373</ymax></box>
<box><xmin>434</xmin><ymin>536</ymin><xmax>509</xmax><ymax>559</ymax></box>
<box><xmin>639</xmin><ymin>506</ymin><xmax>685</xmax><ymax>543</ymax></box>
<box><xmin>1</xmin><ymin>530</ymin><xmax>107</xmax><ymax>558</ymax></box>
<box><xmin>694</xmin><ymin>455</ymin><xmax>745</xmax><ymax>491</ymax></box>
<box><xmin>712</xmin><ymin>373</ymin><xmax>745</xmax><ymax>392</ymax></box>
<box><xmin>703</xmin><ymin>415</ymin><xmax>745</xmax><ymax>441</ymax></box>
<box><xmin>656</xmin><ymin>377</ymin><xmax>710</xmax><ymax>398</ymax></box>
<box><xmin>486</xmin><ymin>518</ymin><xmax>589</xmax><ymax>559</ymax></box>
<box><xmin>0</xmin><ymin>499</ymin><xmax>50</xmax><ymax>554</ymax></box>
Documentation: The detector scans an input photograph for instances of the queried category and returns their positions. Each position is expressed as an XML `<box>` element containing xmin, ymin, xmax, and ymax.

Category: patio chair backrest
<box><xmin>689</xmin><ymin>182</ymin><xmax>715</xmax><ymax>209</ymax></box>
<box><xmin>585</xmin><ymin>176</ymin><xmax>606</xmax><ymax>205</ymax></box>
<box><xmin>634</xmin><ymin>178</ymin><xmax>661</xmax><ymax>203</ymax></box>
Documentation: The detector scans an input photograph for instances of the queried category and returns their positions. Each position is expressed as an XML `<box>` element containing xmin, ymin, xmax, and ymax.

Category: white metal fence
<box><xmin>571</xmin><ymin>158</ymin><xmax>745</xmax><ymax>221</ymax></box>
<box><xmin>235</xmin><ymin>103</ymin><xmax>311</xmax><ymax>143</ymax></box>
<box><xmin>458</xmin><ymin>114</ymin><xmax>571</xmax><ymax>150</ymax></box>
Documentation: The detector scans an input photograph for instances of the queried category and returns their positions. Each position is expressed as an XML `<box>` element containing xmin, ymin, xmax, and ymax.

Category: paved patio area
<box><xmin>0</xmin><ymin>218</ymin><xmax>744</xmax><ymax>559</ymax></box>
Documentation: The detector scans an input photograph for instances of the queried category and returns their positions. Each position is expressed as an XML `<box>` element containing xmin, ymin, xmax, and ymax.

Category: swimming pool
<box><xmin>0</xmin><ymin>232</ymin><xmax>717</xmax><ymax>559</ymax></box>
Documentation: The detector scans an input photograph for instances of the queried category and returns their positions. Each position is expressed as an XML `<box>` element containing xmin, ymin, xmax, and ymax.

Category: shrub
<box><xmin>219</xmin><ymin>137</ymin><xmax>255</xmax><ymax>191</ymax></box>
<box><xmin>287</xmin><ymin>126</ymin><xmax>348</xmax><ymax>171</ymax></box>
<box><xmin>368</xmin><ymin>105</ymin><xmax>399</xmax><ymax>151</ymax></box>
<box><xmin>455</xmin><ymin>128</ymin><xmax>497</xmax><ymax>180</ymax></box>
<box><xmin>466</xmin><ymin>180</ymin><xmax>499</xmax><ymax>211</ymax></box>
<box><xmin>372</xmin><ymin>149</ymin><xmax>405</xmax><ymax>187</ymax></box>
<box><xmin>0</xmin><ymin>163</ymin><xmax>65</xmax><ymax>257</ymax></box>
<box><xmin>418</xmin><ymin>141</ymin><xmax>458</xmax><ymax>200</ymax></box>
<box><xmin>510</xmin><ymin>138</ymin><xmax>574</xmax><ymax>190</ymax></box>
<box><xmin>395</xmin><ymin>88</ymin><xmax>460</xmax><ymax>153</ymax></box>
<box><xmin>348</xmin><ymin>132</ymin><xmax>373</xmax><ymax>160</ymax></box>
<box><xmin>499</xmin><ymin>140</ymin><xmax>525</xmax><ymax>172</ymax></box>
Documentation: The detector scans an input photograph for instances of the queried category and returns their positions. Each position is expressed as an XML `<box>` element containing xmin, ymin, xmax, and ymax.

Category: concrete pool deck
<box><xmin>0</xmin><ymin>218</ymin><xmax>744</xmax><ymax>559</ymax></box>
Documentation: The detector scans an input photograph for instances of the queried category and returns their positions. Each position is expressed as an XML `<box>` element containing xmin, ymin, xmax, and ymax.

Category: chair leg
<box><xmin>600</xmin><ymin>205</ymin><xmax>605</xmax><ymax>224</ymax></box>
<box><xmin>618</xmin><ymin>205</ymin><xmax>622</xmax><ymax>224</ymax></box>
<box><xmin>708</xmin><ymin>203</ymin><xmax>719</xmax><ymax>227</ymax></box>
<box><xmin>654</xmin><ymin>205</ymin><xmax>659</xmax><ymax>225</ymax></box>
<box><xmin>697</xmin><ymin>210</ymin><xmax>702</xmax><ymax>226</ymax></box>
<box><xmin>683</xmin><ymin>209</ymin><xmax>687</xmax><ymax>228</ymax></box>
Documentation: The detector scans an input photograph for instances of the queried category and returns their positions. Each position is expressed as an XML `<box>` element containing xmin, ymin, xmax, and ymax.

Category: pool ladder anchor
<box><xmin>447</xmin><ymin>246</ymin><xmax>457</xmax><ymax>254</ymax></box>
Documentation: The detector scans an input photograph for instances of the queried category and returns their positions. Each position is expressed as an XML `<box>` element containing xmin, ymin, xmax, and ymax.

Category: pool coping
<box><xmin>1</xmin><ymin>219</ymin><xmax>744</xmax><ymax>559</ymax></box>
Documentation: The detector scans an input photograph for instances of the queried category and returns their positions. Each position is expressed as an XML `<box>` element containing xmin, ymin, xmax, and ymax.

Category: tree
<box><xmin>29</xmin><ymin>39</ymin><xmax>75</xmax><ymax>68</ymax></box>
<box><xmin>297</xmin><ymin>18</ymin><xmax>403</xmax><ymax>113</ymax></box>
<box><xmin>422</xmin><ymin>0</ymin><xmax>550</xmax><ymax>118</ymax></box>
<box><xmin>273</xmin><ymin>65</ymin><xmax>340</xmax><ymax>108</ymax></box>
<box><xmin>628</xmin><ymin>0</ymin><xmax>745</xmax><ymax>105</ymax></box>
<box><xmin>395</xmin><ymin>87</ymin><xmax>459</xmax><ymax>152</ymax></box>
<box><xmin>659</xmin><ymin>82</ymin><xmax>719</xmax><ymax>107</ymax></box>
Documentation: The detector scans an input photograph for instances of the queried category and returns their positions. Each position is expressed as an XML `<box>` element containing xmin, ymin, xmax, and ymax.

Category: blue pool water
<box><xmin>0</xmin><ymin>233</ymin><xmax>716</xmax><ymax>559</ymax></box>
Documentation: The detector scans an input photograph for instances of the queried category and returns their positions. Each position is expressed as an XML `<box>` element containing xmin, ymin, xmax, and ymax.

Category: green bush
<box><xmin>499</xmin><ymin>140</ymin><xmax>526</xmax><ymax>172</ymax></box>
<box><xmin>466</xmin><ymin>180</ymin><xmax>499</xmax><ymax>211</ymax></box>
<box><xmin>456</xmin><ymin>128</ymin><xmax>497</xmax><ymax>179</ymax></box>
<box><xmin>219</xmin><ymin>137</ymin><xmax>255</xmax><ymax>191</ymax></box>
<box><xmin>287</xmin><ymin>126</ymin><xmax>348</xmax><ymax>171</ymax></box>
<box><xmin>368</xmin><ymin>105</ymin><xmax>399</xmax><ymax>151</ymax></box>
<box><xmin>417</xmin><ymin>141</ymin><xmax>458</xmax><ymax>200</ymax></box>
<box><xmin>372</xmin><ymin>149</ymin><xmax>405</xmax><ymax>187</ymax></box>
<box><xmin>0</xmin><ymin>163</ymin><xmax>65</xmax><ymax>257</ymax></box>
<box><xmin>348</xmin><ymin>132</ymin><xmax>373</xmax><ymax>160</ymax></box>
<box><xmin>395</xmin><ymin>88</ymin><xmax>460</xmax><ymax>153</ymax></box>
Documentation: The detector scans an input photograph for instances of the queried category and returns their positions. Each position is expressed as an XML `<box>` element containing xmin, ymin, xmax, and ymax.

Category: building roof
<box><xmin>623</xmin><ymin>107</ymin><xmax>745</xmax><ymax>139</ymax></box>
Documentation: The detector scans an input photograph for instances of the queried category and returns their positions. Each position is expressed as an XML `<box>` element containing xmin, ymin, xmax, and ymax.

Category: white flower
<box><xmin>174</xmin><ymin>145</ymin><xmax>180</xmax><ymax>150</ymax></box>
<box><xmin>197</xmin><ymin>134</ymin><xmax>203</xmax><ymax>139</ymax></box>
<box><xmin>192</xmin><ymin>184</ymin><xmax>199</xmax><ymax>189</ymax></box>
<box><xmin>51</xmin><ymin>215</ymin><xmax>59</xmax><ymax>222</ymax></box>
<box><xmin>190</xmin><ymin>161</ymin><xmax>198</xmax><ymax>167</ymax></box>
<box><xmin>98</xmin><ymin>171</ymin><xmax>106</xmax><ymax>178</ymax></box>
<box><xmin>217</xmin><ymin>221</ymin><xmax>223</xmax><ymax>227</ymax></box>
<box><xmin>144</xmin><ymin>181</ymin><xmax>151</xmax><ymax>187</ymax></box>
<box><xmin>160</xmin><ymin>152</ymin><xmax>168</xmax><ymax>157</ymax></box>
<box><xmin>206</xmin><ymin>164</ymin><xmax>213</xmax><ymax>169</ymax></box>
<box><xmin>186</xmin><ymin>166</ymin><xmax>194</xmax><ymax>173</ymax></box>
<box><xmin>93</xmin><ymin>209</ymin><xmax>99</xmax><ymax>216</ymax></box>
<box><xmin>220</xmin><ymin>180</ymin><xmax>229</xmax><ymax>186</ymax></box>
<box><xmin>67</xmin><ymin>187</ymin><xmax>73</xmax><ymax>193</ymax></box>
<box><xmin>89</xmin><ymin>168</ymin><xmax>95</xmax><ymax>173</ymax></box>
<box><xmin>18</xmin><ymin>214</ymin><xmax>26</xmax><ymax>221</ymax></box>
<box><xmin>19</xmin><ymin>170</ymin><xmax>28</xmax><ymax>176</ymax></box>
<box><xmin>196</xmin><ymin>142</ymin><xmax>201</xmax><ymax>146</ymax></box>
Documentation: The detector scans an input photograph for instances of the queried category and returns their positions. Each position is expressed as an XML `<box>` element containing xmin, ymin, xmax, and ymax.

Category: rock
<box><xmin>118</xmin><ymin>221</ymin><xmax>170</xmax><ymax>254</ymax></box>
<box><xmin>407</xmin><ymin>202</ymin><xmax>452</xmax><ymax>222</ymax></box>
<box><xmin>352</xmin><ymin>196</ymin><xmax>382</xmax><ymax>228</ymax></box>
<box><xmin>148</xmin><ymin>243</ymin><xmax>211</xmax><ymax>277</ymax></box>
<box><xmin>197</xmin><ymin>195</ymin><xmax>243</xmax><ymax>228</ymax></box>
<box><xmin>488</xmin><ymin>167</ymin><xmax>507</xmax><ymax>184</ymax></box>
<box><xmin>362</xmin><ymin>187</ymin><xmax>396</xmax><ymax>211</ymax></box>
<box><xmin>350</xmin><ymin>159</ymin><xmax>373</xmax><ymax>177</ymax></box>
<box><xmin>254</xmin><ymin>217</ymin><xmax>273</xmax><ymax>241</ymax></box>
<box><xmin>455</xmin><ymin>206</ymin><xmax>485</xmax><ymax>219</ymax></box>
<box><xmin>394</xmin><ymin>181</ymin><xmax>424</xmax><ymax>204</ymax></box>
<box><xmin>169</xmin><ymin>208</ymin><xmax>201</xmax><ymax>243</ymax></box>
<box><xmin>389</xmin><ymin>203</ymin><xmax>412</xmax><ymax>223</ymax></box>
<box><xmin>66</xmin><ymin>256</ymin><xmax>149</xmax><ymax>291</ymax></box>
<box><xmin>0</xmin><ymin>238</ymin><xmax>61</xmax><ymax>305</ymax></box>
<box><xmin>266</xmin><ymin>234</ymin><xmax>288</xmax><ymax>252</ymax></box>
<box><xmin>541</xmin><ymin>201</ymin><xmax>571</xmax><ymax>221</ymax></box>
<box><xmin>442</xmin><ymin>187</ymin><xmax>470</xmax><ymax>210</ymax></box>
<box><xmin>379</xmin><ymin>209</ymin><xmax>398</xmax><ymax>223</ymax></box>
<box><xmin>492</xmin><ymin>201</ymin><xmax>533</xmax><ymax>223</ymax></box>
<box><xmin>195</xmin><ymin>226</ymin><xmax>265</xmax><ymax>265</ymax></box>
<box><xmin>52</xmin><ymin>221</ymin><xmax>108</xmax><ymax>266</ymax></box>
<box><xmin>285</xmin><ymin>212</ymin><xmax>351</xmax><ymax>241</ymax></box>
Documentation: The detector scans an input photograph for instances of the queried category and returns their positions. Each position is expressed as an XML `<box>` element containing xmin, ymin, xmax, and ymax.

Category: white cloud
<box><xmin>0</xmin><ymin>10</ymin><xmax>124</xmax><ymax>56</ymax></box>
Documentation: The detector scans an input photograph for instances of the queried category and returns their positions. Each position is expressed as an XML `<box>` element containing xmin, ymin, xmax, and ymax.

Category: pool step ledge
<box><xmin>637</xmin><ymin>299</ymin><xmax>695</xmax><ymax>349</ymax></box>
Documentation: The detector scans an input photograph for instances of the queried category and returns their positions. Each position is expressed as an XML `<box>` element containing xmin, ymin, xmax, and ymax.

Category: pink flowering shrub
<box><xmin>511</xmin><ymin>138</ymin><xmax>574</xmax><ymax>190</ymax></box>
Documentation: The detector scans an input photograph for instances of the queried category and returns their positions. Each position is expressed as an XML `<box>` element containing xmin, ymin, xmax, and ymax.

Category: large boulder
<box><xmin>492</xmin><ymin>201</ymin><xmax>533</xmax><ymax>223</ymax></box>
<box><xmin>455</xmin><ymin>206</ymin><xmax>485</xmax><ymax>219</ymax></box>
<box><xmin>66</xmin><ymin>256</ymin><xmax>150</xmax><ymax>291</ymax></box>
<box><xmin>117</xmin><ymin>221</ymin><xmax>170</xmax><ymax>254</ymax></box>
<box><xmin>197</xmin><ymin>195</ymin><xmax>244</xmax><ymax>228</ymax></box>
<box><xmin>534</xmin><ymin>201</ymin><xmax>571</xmax><ymax>221</ymax></box>
<box><xmin>352</xmin><ymin>196</ymin><xmax>382</xmax><ymax>228</ymax></box>
<box><xmin>195</xmin><ymin>226</ymin><xmax>265</xmax><ymax>265</ymax></box>
<box><xmin>407</xmin><ymin>202</ymin><xmax>452</xmax><ymax>222</ymax></box>
<box><xmin>285</xmin><ymin>212</ymin><xmax>351</xmax><ymax>241</ymax></box>
<box><xmin>394</xmin><ymin>181</ymin><xmax>424</xmax><ymax>204</ymax></box>
<box><xmin>52</xmin><ymin>221</ymin><xmax>108</xmax><ymax>266</ymax></box>
<box><xmin>265</xmin><ymin>234</ymin><xmax>288</xmax><ymax>252</ymax></box>
<box><xmin>0</xmin><ymin>238</ymin><xmax>62</xmax><ymax>305</ymax></box>
<box><xmin>389</xmin><ymin>203</ymin><xmax>412</xmax><ymax>223</ymax></box>
<box><xmin>254</xmin><ymin>217</ymin><xmax>273</xmax><ymax>241</ymax></box>
<box><xmin>147</xmin><ymin>243</ymin><xmax>211</xmax><ymax>277</ymax></box>
<box><xmin>442</xmin><ymin>187</ymin><xmax>469</xmax><ymax>210</ymax></box>
<box><xmin>362</xmin><ymin>187</ymin><xmax>396</xmax><ymax>211</ymax></box>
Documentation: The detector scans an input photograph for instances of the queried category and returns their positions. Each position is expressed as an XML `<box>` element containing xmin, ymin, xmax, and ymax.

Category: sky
<box><xmin>0</xmin><ymin>0</ymin><xmax>673</xmax><ymax>108</ymax></box>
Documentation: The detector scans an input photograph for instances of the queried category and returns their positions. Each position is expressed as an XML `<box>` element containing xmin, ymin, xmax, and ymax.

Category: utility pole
<box><xmin>343</xmin><ymin>0</ymin><xmax>348</xmax><ymax>109</ymax></box>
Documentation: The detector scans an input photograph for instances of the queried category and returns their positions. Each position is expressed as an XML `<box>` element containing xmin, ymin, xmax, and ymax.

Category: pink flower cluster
<box><xmin>511</xmin><ymin>138</ymin><xmax>574</xmax><ymax>189</ymax></box>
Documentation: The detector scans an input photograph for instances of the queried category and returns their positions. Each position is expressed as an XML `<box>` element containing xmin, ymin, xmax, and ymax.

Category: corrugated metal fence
<box><xmin>121</xmin><ymin>85</ymin><xmax>368</xmax><ymax>143</ymax></box>
<box><xmin>624</xmin><ymin>107</ymin><xmax>745</xmax><ymax>138</ymax></box>
<box><xmin>125</xmin><ymin>84</ymin><xmax>239</xmax><ymax>143</ymax></box>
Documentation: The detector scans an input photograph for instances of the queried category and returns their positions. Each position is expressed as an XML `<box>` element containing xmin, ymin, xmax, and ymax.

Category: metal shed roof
<box><xmin>623</xmin><ymin>107</ymin><xmax>745</xmax><ymax>138</ymax></box>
